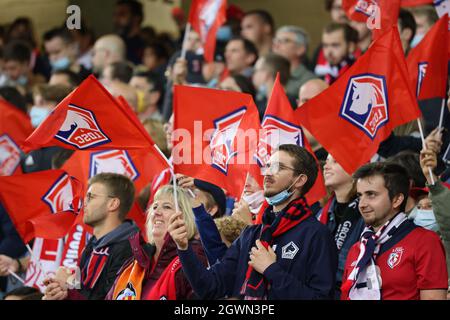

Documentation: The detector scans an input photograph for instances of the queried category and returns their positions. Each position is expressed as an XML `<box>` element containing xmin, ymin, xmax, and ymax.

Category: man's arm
<box><xmin>192</xmin><ymin>205</ymin><xmax>228</xmax><ymax>265</ymax></box>
<box><xmin>168</xmin><ymin>211</ymin><xmax>240</xmax><ymax>299</ymax></box>
<box><xmin>420</xmin><ymin>289</ymin><xmax>447</xmax><ymax>300</ymax></box>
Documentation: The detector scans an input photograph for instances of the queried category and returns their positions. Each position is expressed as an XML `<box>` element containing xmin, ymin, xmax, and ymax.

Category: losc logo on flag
<box><xmin>255</xmin><ymin>116</ymin><xmax>304</xmax><ymax>167</ymax></box>
<box><xmin>340</xmin><ymin>74</ymin><xmax>389</xmax><ymax>139</ymax></box>
<box><xmin>55</xmin><ymin>104</ymin><xmax>110</xmax><ymax>149</ymax></box>
<box><xmin>89</xmin><ymin>150</ymin><xmax>139</xmax><ymax>180</ymax></box>
<box><xmin>354</xmin><ymin>0</ymin><xmax>377</xmax><ymax>17</ymax></box>
<box><xmin>42</xmin><ymin>174</ymin><xmax>75</xmax><ymax>213</ymax></box>
<box><xmin>0</xmin><ymin>134</ymin><xmax>21</xmax><ymax>176</ymax></box>
<box><xmin>210</xmin><ymin>107</ymin><xmax>246</xmax><ymax>174</ymax></box>
<box><xmin>416</xmin><ymin>62</ymin><xmax>428</xmax><ymax>97</ymax></box>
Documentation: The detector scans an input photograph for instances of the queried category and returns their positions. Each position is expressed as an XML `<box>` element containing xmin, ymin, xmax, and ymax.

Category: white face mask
<box><xmin>242</xmin><ymin>190</ymin><xmax>265</xmax><ymax>214</ymax></box>
<box><xmin>414</xmin><ymin>209</ymin><xmax>439</xmax><ymax>232</ymax></box>
<box><xmin>29</xmin><ymin>105</ymin><xmax>51</xmax><ymax>128</ymax></box>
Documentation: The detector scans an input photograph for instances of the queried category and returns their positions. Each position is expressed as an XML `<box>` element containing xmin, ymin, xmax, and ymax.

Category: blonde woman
<box><xmin>106</xmin><ymin>185</ymin><xmax>207</xmax><ymax>300</ymax></box>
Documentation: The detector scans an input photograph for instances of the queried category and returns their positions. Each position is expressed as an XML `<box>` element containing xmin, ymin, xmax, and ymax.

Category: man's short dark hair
<box><xmin>117</xmin><ymin>0</ymin><xmax>144</xmax><ymax>21</ymax></box>
<box><xmin>398</xmin><ymin>9</ymin><xmax>417</xmax><ymax>44</ymax></box>
<box><xmin>387</xmin><ymin>151</ymin><xmax>426</xmax><ymax>188</ymax></box>
<box><xmin>244</xmin><ymin>9</ymin><xmax>275</xmax><ymax>34</ymax></box>
<box><xmin>88</xmin><ymin>173</ymin><xmax>135</xmax><ymax>221</ymax></box>
<box><xmin>353</xmin><ymin>162</ymin><xmax>410</xmax><ymax>212</ymax></box>
<box><xmin>323</xmin><ymin>22</ymin><xmax>359</xmax><ymax>44</ymax></box>
<box><xmin>325</xmin><ymin>0</ymin><xmax>335</xmax><ymax>11</ymax></box>
<box><xmin>43</xmin><ymin>27</ymin><xmax>74</xmax><ymax>44</ymax></box>
<box><xmin>260</xmin><ymin>53</ymin><xmax>291</xmax><ymax>86</ymax></box>
<box><xmin>52</xmin><ymin>69</ymin><xmax>82</xmax><ymax>88</ymax></box>
<box><xmin>110</xmin><ymin>61</ymin><xmax>134</xmax><ymax>83</ymax></box>
<box><xmin>278</xmin><ymin>144</ymin><xmax>318</xmax><ymax>196</ymax></box>
<box><xmin>230</xmin><ymin>37</ymin><xmax>259</xmax><ymax>63</ymax></box>
<box><xmin>144</xmin><ymin>41</ymin><xmax>170</xmax><ymax>62</ymax></box>
<box><xmin>3</xmin><ymin>40</ymin><xmax>31</xmax><ymax>63</ymax></box>
<box><xmin>133</xmin><ymin>70</ymin><xmax>163</xmax><ymax>93</ymax></box>
<box><xmin>4</xmin><ymin>286</ymin><xmax>43</xmax><ymax>300</ymax></box>
<box><xmin>0</xmin><ymin>86</ymin><xmax>28</xmax><ymax>113</ymax></box>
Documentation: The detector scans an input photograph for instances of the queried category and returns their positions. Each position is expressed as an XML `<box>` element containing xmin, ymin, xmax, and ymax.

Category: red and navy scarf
<box><xmin>241</xmin><ymin>197</ymin><xmax>312</xmax><ymax>300</ymax></box>
<box><xmin>81</xmin><ymin>247</ymin><xmax>110</xmax><ymax>289</ymax></box>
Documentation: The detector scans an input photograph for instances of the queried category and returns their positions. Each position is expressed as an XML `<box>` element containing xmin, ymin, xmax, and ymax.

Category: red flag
<box><xmin>401</xmin><ymin>0</ymin><xmax>433</xmax><ymax>6</ymax></box>
<box><xmin>0</xmin><ymin>100</ymin><xmax>33</xmax><ymax>176</ymax></box>
<box><xmin>256</xmin><ymin>75</ymin><xmax>327</xmax><ymax>205</ymax></box>
<box><xmin>407</xmin><ymin>14</ymin><xmax>449</xmax><ymax>99</ymax></box>
<box><xmin>433</xmin><ymin>0</ymin><xmax>450</xmax><ymax>57</ymax></box>
<box><xmin>23</xmin><ymin>75</ymin><xmax>167</xmax><ymax>165</ymax></box>
<box><xmin>0</xmin><ymin>170</ymin><xmax>83</xmax><ymax>243</ymax></box>
<box><xmin>173</xmin><ymin>85</ymin><xmax>260</xmax><ymax>198</ymax></box>
<box><xmin>62</xmin><ymin>148</ymin><xmax>167</xmax><ymax>234</ymax></box>
<box><xmin>188</xmin><ymin>0</ymin><xmax>227</xmax><ymax>62</ymax></box>
<box><xmin>343</xmin><ymin>0</ymin><xmax>401</xmax><ymax>41</ymax></box>
<box><xmin>62</xmin><ymin>148</ymin><xmax>168</xmax><ymax>195</ymax></box>
<box><xmin>295</xmin><ymin>27</ymin><xmax>421</xmax><ymax>175</ymax></box>
<box><xmin>60</xmin><ymin>210</ymin><xmax>92</xmax><ymax>269</ymax></box>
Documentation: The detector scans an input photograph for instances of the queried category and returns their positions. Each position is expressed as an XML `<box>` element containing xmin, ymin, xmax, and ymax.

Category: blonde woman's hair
<box><xmin>146</xmin><ymin>185</ymin><xmax>197</xmax><ymax>244</ymax></box>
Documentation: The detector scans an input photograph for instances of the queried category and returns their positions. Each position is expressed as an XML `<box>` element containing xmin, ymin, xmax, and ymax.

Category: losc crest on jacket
<box><xmin>255</xmin><ymin>116</ymin><xmax>304</xmax><ymax>167</ymax></box>
<box><xmin>55</xmin><ymin>104</ymin><xmax>111</xmax><ymax>149</ymax></box>
<box><xmin>0</xmin><ymin>134</ymin><xmax>21</xmax><ymax>176</ymax></box>
<box><xmin>210</xmin><ymin>107</ymin><xmax>246</xmax><ymax>175</ymax></box>
<box><xmin>89</xmin><ymin>150</ymin><xmax>139</xmax><ymax>181</ymax></box>
<box><xmin>340</xmin><ymin>74</ymin><xmax>389</xmax><ymax>140</ymax></box>
<box><xmin>42</xmin><ymin>173</ymin><xmax>79</xmax><ymax>213</ymax></box>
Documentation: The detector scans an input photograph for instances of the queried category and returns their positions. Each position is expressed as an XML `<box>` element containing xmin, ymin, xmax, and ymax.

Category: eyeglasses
<box><xmin>273</xmin><ymin>37</ymin><xmax>296</xmax><ymax>45</ymax></box>
<box><xmin>84</xmin><ymin>192</ymin><xmax>116</xmax><ymax>203</ymax></box>
<box><xmin>263</xmin><ymin>162</ymin><xmax>297</xmax><ymax>175</ymax></box>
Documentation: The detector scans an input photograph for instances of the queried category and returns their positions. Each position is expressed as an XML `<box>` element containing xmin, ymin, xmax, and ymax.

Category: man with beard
<box><xmin>113</xmin><ymin>0</ymin><xmax>145</xmax><ymax>64</ymax></box>
<box><xmin>315</xmin><ymin>23</ymin><xmax>358</xmax><ymax>84</ymax></box>
<box><xmin>42</xmin><ymin>173</ymin><xmax>139</xmax><ymax>300</ymax></box>
<box><xmin>169</xmin><ymin>144</ymin><xmax>337</xmax><ymax>300</ymax></box>
<box><xmin>341</xmin><ymin>162</ymin><xmax>447</xmax><ymax>300</ymax></box>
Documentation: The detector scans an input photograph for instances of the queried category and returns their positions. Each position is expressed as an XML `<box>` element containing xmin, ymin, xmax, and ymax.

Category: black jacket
<box><xmin>67</xmin><ymin>220</ymin><xmax>138</xmax><ymax>300</ymax></box>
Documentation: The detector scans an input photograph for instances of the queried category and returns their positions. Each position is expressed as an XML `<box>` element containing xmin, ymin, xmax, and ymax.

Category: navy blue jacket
<box><xmin>192</xmin><ymin>205</ymin><xmax>227</xmax><ymax>265</ymax></box>
<box><xmin>178</xmin><ymin>212</ymin><xmax>337</xmax><ymax>300</ymax></box>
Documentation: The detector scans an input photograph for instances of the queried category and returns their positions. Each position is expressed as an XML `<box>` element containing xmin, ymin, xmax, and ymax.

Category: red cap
<box><xmin>409</xmin><ymin>187</ymin><xmax>429</xmax><ymax>199</ymax></box>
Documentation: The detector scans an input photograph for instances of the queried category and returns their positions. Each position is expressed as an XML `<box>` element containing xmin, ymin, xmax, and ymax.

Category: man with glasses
<box><xmin>43</xmin><ymin>173</ymin><xmax>139</xmax><ymax>300</ymax></box>
<box><xmin>272</xmin><ymin>25</ymin><xmax>317</xmax><ymax>100</ymax></box>
<box><xmin>169</xmin><ymin>144</ymin><xmax>337</xmax><ymax>299</ymax></box>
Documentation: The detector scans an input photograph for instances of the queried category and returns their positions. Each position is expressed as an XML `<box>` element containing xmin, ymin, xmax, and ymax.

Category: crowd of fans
<box><xmin>0</xmin><ymin>0</ymin><xmax>449</xmax><ymax>300</ymax></box>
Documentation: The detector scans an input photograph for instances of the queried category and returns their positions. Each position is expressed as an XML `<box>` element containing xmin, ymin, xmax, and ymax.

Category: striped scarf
<box><xmin>341</xmin><ymin>213</ymin><xmax>408</xmax><ymax>300</ymax></box>
<box><xmin>241</xmin><ymin>197</ymin><xmax>312</xmax><ymax>300</ymax></box>
<box><xmin>81</xmin><ymin>247</ymin><xmax>110</xmax><ymax>289</ymax></box>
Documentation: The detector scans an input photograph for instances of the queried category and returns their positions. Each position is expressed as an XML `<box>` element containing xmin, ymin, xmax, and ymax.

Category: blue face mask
<box><xmin>410</xmin><ymin>33</ymin><xmax>425</xmax><ymax>48</ymax></box>
<box><xmin>216</xmin><ymin>25</ymin><xmax>232</xmax><ymax>42</ymax></box>
<box><xmin>257</xmin><ymin>84</ymin><xmax>268</xmax><ymax>100</ymax></box>
<box><xmin>51</xmin><ymin>57</ymin><xmax>71</xmax><ymax>71</ymax></box>
<box><xmin>30</xmin><ymin>106</ymin><xmax>50</xmax><ymax>128</ymax></box>
<box><xmin>413</xmin><ymin>209</ymin><xmax>439</xmax><ymax>232</ymax></box>
<box><xmin>5</xmin><ymin>75</ymin><xmax>28</xmax><ymax>87</ymax></box>
<box><xmin>265</xmin><ymin>176</ymin><xmax>300</xmax><ymax>206</ymax></box>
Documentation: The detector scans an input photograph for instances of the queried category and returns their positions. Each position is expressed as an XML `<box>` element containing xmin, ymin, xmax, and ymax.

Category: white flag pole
<box><xmin>417</xmin><ymin>118</ymin><xmax>435</xmax><ymax>185</ymax></box>
<box><xmin>438</xmin><ymin>98</ymin><xmax>446</xmax><ymax>130</ymax></box>
<box><xmin>180</xmin><ymin>23</ymin><xmax>192</xmax><ymax>60</ymax></box>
